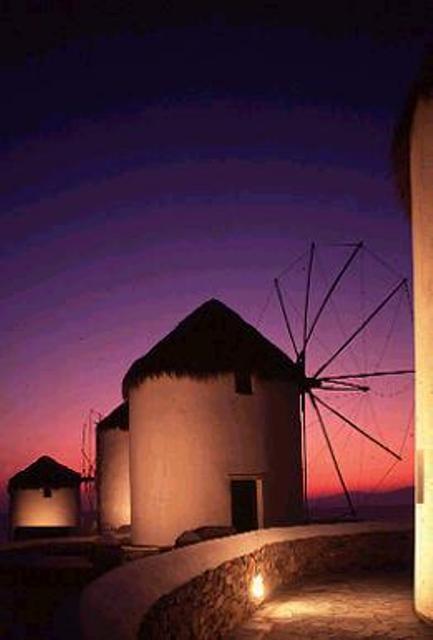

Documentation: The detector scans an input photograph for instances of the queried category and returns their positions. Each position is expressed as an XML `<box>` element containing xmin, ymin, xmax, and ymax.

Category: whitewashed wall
<box><xmin>97</xmin><ymin>428</ymin><xmax>131</xmax><ymax>531</ymax></box>
<box><xmin>411</xmin><ymin>97</ymin><xmax>433</xmax><ymax>621</ymax></box>
<box><xmin>10</xmin><ymin>486</ymin><xmax>80</xmax><ymax>529</ymax></box>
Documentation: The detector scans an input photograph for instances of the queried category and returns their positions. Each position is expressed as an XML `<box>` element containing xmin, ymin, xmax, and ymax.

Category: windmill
<box><xmin>271</xmin><ymin>241</ymin><xmax>413</xmax><ymax>520</ymax></box>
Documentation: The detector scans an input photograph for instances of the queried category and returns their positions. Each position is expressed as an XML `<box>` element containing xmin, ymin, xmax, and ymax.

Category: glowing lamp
<box><xmin>251</xmin><ymin>573</ymin><xmax>265</xmax><ymax>600</ymax></box>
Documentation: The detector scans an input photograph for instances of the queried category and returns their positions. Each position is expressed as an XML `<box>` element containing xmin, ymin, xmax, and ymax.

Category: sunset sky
<box><xmin>1</xmin><ymin>4</ymin><xmax>429</xmax><ymax>510</ymax></box>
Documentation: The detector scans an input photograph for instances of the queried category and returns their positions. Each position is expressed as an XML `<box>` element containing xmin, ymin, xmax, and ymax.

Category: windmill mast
<box><xmin>80</xmin><ymin>409</ymin><xmax>100</xmax><ymax>513</ymax></box>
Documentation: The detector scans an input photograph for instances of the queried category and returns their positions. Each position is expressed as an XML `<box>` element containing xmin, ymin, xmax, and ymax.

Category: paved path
<box><xmin>228</xmin><ymin>572</ymin><xmax>433</xmax><ymax>639</ymax></box>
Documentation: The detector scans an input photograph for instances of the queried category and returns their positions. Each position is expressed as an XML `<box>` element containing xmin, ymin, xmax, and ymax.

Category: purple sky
<box><xmin>0</xmin><ymin>5</ymin><xmax>426</xmax><ymax>507</ymax></box>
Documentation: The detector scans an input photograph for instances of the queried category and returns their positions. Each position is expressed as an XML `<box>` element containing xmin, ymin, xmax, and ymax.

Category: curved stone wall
<box><xmin>80</xmin><ymin>521</ymin><xmax>412</xmax><ymax>640</ymax></box>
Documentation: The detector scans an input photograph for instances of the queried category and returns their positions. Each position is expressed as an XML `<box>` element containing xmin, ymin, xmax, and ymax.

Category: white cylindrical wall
<box><xmin>10</xmin><ymin>487</ymin><xmax>80</xmax><ymax>530</ymax></box>
<box><xmin>129</xmin><ymin>373</ymin><xmax>302</xmax><ymax>546</ymax></box>
<box><xmin>411</xmin><ymin>98</ymin><xmax>433</xmax><ymax>621</ymax></box>
<box><xmin>97</xmin><ymin>428</ymin><xmax>131</xmax><ymax>531</ymax></box>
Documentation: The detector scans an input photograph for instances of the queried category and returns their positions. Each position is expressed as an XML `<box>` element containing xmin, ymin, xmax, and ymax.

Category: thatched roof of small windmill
<box><xmin>122</xmin><ymin>298</ymin><xmax>298</xmax><ymax>397</ymax></box>
<box><xmin>392</xmin><ymin>49</ymin><xmax>433</xmax><ymax>215</ymax></box>
<box><xmin>97</xmin><ymin>402</ymin><xmax>129</xmax><ymax>432</ymax></box>
<box><xmin>8</xmin><ymin>456</ymin><xmax>81</xmax><ymax>493</ymax></box>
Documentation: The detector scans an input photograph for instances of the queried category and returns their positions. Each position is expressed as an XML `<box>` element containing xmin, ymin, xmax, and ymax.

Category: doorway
<box><xmin>230</xmin><ymin>479</ymin><xmax>259</xmax><ymax>532</ymax></box>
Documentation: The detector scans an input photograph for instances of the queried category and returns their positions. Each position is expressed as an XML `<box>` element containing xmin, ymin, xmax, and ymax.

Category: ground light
<box><xmin>251</xmin><ymin>573</ymin><xmax>265</xmax><ymax>601</ymax></box>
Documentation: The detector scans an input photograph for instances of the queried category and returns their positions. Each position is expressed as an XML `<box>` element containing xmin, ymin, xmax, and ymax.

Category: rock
<box><xmin>117</xmin><ymin>524</ymin><xmax>131</xmax><ymax>535</ymax></box>
<box><xmin>194</xmin><ymin>526</ymin><xmax>237</xmax><ymax>541</ymax></box>
<box><xmin>175</xmin><ymin>531</ymin><xmax>202</xmax><ymax>547</ymax></box>
<box><xmin>175</xmin><ymin>525</ymin><xmax>236</xmax><ymax>547</ymax></box>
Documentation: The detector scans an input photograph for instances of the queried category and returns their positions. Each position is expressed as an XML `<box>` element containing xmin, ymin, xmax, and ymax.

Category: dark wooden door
<box><xmin>231</xmin><ymin>479</ymin><xmax>258</xmax><ymax>532</ymax></box>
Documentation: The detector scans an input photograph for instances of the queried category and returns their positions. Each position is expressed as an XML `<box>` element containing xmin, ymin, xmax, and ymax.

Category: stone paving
<box><xmin>227</xmin><ymin>571</ymin><xmax>433</xmax><ymax>639</ymax></box>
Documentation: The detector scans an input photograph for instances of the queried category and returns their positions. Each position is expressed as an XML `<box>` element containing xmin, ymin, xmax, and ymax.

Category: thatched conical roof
<box><xmin>8</xmin><ymin>456</ymin><xmax>81</xmax><ymax>493</ymax></box>
<box><xmin>392</xmin><ymin>49</ymin><xmax>433</xmax><ymax>215</ymax></box>
<box><xmin>122</xmin><ymin>298</ymin><xmax>298</xmax><ymax>397</ymax></box>
<box><xmin>97</xmin><ymin>402</ymin><xmax>129</xmax><ymax>432</ymax></box>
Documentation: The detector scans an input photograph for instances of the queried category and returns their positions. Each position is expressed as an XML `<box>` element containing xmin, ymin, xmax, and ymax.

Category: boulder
<box><xmin>175</xmin><ymin>525</ymin><xmax>237</xmax><ymax>547</ymax></box>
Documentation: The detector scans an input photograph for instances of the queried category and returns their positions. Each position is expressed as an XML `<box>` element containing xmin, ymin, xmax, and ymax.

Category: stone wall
<box><xmin>139</xmin><ymin>530</ymin><xmax>412</xmax><ymax>640</ymax></box>
<box><xmin>80</xmin><ymin>522</ymin><xmax>412</xmax><ymax>640</ymax></box>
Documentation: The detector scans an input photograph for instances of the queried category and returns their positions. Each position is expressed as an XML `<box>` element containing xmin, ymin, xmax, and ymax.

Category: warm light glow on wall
<box><xmin>251</xmin><ymin>573</ymin><xmax>265</xmax><ymax>600</ymax></box>
<box><xmin>97</xmin><ymin>428</ymin><xmax>131</xmax><ymax>531</ymax></box>
<box><xmin>411</xmin><ymin>97</ymin><xmax>433</xmax><ymax>622</ymax></box>
<box><xmin>10</xmin><ymin>487</ymin><xmax>80</xmax><ymax>529</ymax></box>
